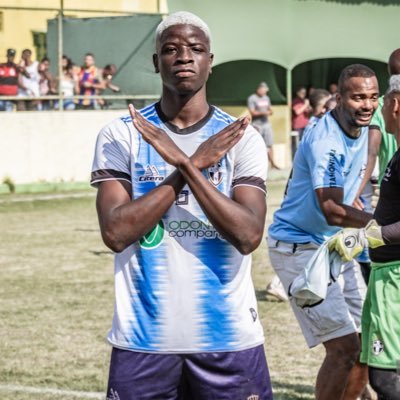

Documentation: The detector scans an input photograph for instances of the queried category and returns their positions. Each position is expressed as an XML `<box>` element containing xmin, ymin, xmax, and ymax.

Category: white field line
<box><xmin>0</xmin><ymin>384</ymin><xmax>104</xmax><ymax>399</ymax></box>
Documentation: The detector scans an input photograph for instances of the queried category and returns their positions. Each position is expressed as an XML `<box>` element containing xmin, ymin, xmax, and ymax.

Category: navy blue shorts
<box><xmin>106</xmin><ymin>345</ymin><xmax>273</xmax><ymax>399</ymax></box>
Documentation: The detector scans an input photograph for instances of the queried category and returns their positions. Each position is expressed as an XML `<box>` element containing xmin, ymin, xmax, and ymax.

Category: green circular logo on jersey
<box><xmin>139</xmin><ymin>220</ymin><xmax>165</xmax><ymax>249</ymax></box>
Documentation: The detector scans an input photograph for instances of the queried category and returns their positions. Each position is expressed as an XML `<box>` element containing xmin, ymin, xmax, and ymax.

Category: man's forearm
<box><xmin>325</xmin><ymin>202</ymin><xmax>373</xmax><ymax>228</ymax></box>
<box><xmin>355</xmin><ymin>153</ymin><xmax>378</xmax><ymax>201</ymax></box>
<box><xmin>177</xmin><ymin>159</ymin><xmax>265</xmax><ymax>254</ymax></box>
<box><xmin>381</xmin><ymin>221</ymin><xmax>400</xmax><ymax>244</ymax></box>
<box><xmin>99</xmin><ymin>170</ymin><xmax>186</xmax><ymax>252</ymax></box>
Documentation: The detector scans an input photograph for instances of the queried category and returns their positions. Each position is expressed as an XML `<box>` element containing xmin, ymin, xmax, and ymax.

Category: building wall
<box><xmin>0</xmin><ymin>106</ymin><xmax>291</xmax><ymax>185</ymax></box>
<box><xmin>0</xmin><ymin>110</ymin><xmax>123</xmax><ymax>184</ymax></box>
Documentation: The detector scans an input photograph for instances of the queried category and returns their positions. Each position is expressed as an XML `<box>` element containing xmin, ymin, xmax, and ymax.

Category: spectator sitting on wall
<box><xmin>0</xmin><ymin>48</ymin><xmax>28</xmax><ymax>112</ymax></box>
<box><xmin>97</xmin><ymin>63</ymin><xmax>120</xmax><ymax>109</ymax></box>
<box><xmin>75</xmin><ymin>53</ymin><xmax>103</xmax><ymax>110</ymax></box>
<box><xmin>17</xmin><ymin>48</ymin><xmax>40</xmax><ymax>111</ymax></box>
<box><xmin>55</xmin><ymin>55</ymin><xmax>78</xmax><ymax>110</ymax></box>
<box><xmin>38</xmin><ymin>57</ymin><xmax>57</xmax><ymax>111</ymax></box>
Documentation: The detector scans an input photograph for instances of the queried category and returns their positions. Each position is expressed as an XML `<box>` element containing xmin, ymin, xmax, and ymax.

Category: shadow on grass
<box><xmin>272</xmin><ymin>379</ymin><xmax>314</xmax><ymax>399</ymax></box>
<box><xmin>256</xmin><ymin>289</ymin><xmax>268</xmax><ymax>301</ymax></box>
<box><xmin>90</xmin><ymin>250</ymin><xmax>114</xmax><ymax>256</ymax></box>
<box><xmin>256</xmin><ymin>289</ymin><xmax>287</xmax><ymax>303</ymax></box>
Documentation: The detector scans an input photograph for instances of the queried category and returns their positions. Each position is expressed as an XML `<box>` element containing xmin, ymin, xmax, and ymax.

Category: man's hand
<box><xmin>352</xmin><ymin>197</ymin><xmax>365</xmax><ymax>211</ymax></box>
<box><xmin>371</xmin><ymin>187</ymin><xmax>380</xmax><ymax>209</ymax></box>
<box><xmin>191</xmin><ymin>117</ymin><xmax>249</xmax><ymax>170</ymax></box>
<box><xmin>130</xmin><ymin>104</ymin><xmax>248</xmax><ymax>170</ymax></box>
<box><xmin>364</xmin><ymin>219</ymin><xmax>385</xmax><ymax>248</ymax></box>
<box><xmin>328</xmin><ymin>228</ymin><xmax>365</xmax><ymax>261</ymax></box>
<box><xmin>328</xmin><ymin>220</ymin><xmax>385</xmax><ymax>261</ymax></box>
<box><xmin>129</xmin><ymin>104</ymin><xmax>189</xmax><ymax>167</ymax></box>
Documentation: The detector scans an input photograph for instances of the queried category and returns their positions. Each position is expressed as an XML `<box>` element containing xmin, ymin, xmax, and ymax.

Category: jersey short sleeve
<box><xmin>307</xmin><ymin>138</ymin><xmax>344</xmax><ymax>190</ymax></box>
<box><xmin>91</xmin><ymin>118</ymin><xmax>133</xmax><ymax>187</ymax></box>
<box><xmin>231</xmin><ymin>126</ymin><xmax>268</xmax><ymax>193</ymax></box>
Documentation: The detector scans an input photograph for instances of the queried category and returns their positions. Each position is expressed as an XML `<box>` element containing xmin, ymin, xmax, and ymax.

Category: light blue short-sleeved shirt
<box><xmin>269</xmin><ymin>112</ymin><xmax>367</xmax><ymax>244</ymax></box>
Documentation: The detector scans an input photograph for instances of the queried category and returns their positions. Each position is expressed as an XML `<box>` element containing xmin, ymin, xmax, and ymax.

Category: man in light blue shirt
<box><xmin>268</xmin><ymin>64</ymin><xmax>379</xmax><ymax>399</ymax></box>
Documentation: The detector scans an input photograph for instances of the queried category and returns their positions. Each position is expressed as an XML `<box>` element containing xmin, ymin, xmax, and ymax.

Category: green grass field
<box><xmin>0</xmin><ymin>178</ymin><xmax>324</xmax><ymax>399</ymax></box>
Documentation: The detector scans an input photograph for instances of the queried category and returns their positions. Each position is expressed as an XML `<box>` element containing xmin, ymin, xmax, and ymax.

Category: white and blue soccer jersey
<box><xmin>91</xmin><ymin>103</ymin><xmax>268</xmax><ymax>353</ymax></box>
<box><xmin>269</xmin><ymin>111</ymin><xmax>367</xmax><ymax>244</ymax></box>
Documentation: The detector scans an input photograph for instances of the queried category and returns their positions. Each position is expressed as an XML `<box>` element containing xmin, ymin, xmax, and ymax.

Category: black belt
<box><xmin>275</xmin><ymin>240</ymin><xmax>311</xmax><ymax>253</ymax></box>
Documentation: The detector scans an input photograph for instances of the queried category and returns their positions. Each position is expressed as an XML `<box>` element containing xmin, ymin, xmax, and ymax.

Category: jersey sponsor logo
<box><xmin>168</xmin><ymin>219</ymin><xmax>221</xmax><ymax>239</ymax></box>
<box><xmin>327</xmin><ymin>149</ymin><xmax>337</xmax><ymax>187</ymax></box>
<box><xmin>138</xmin><ymin>164</ymin><xmax>164</xmax><ymax>182</ymax></box>
<box><xmin>372</xmin><ymin>339</ymin><xmax>384</xmax><ymax>356</ymax></box>
<box><xmin>139</xmin><ymin>220</ymin><xmax>165</xmax><ymax>249</ymax></box>
<box><xmin>207</xmin><ymin>161</ymin><xmax>223</xmax><ymax>186</ymax></box>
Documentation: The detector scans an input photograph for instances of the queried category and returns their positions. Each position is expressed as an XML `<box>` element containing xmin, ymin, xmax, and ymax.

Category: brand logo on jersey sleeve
<box><xmin>107</xmin><ymin>389</ymin><xmax>120</xmax><ymax>400</ymax></box>
<box><xmin>138</xmin><ymin>164</ymin><xmax>164</xmax><ymax>182</ymax></box>
<box><xmin>207</xmin><ymin>161</ymin><xmax>223</xmax><ymax>186</ymax></box>
<box><xmin>139</xmin><ymin>220</ymin><xmax>165</xmax><ymax>249</ymax></box>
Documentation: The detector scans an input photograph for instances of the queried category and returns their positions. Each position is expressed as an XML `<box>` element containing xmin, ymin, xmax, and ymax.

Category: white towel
<box><xmin>288</xmin><ymin>241</ymin><xmax>343</xmax><ymax>307</ymax></box>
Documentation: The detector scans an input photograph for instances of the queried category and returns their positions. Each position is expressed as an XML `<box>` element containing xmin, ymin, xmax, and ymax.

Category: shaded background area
<box><xmin>207</xmin><ymin>61</ymin><xmax>287</xmax><ymax>105</ymax></box>
<box><xmin>207</xmin><ymin>58</ymin><xmax>387</xmax><ymax>106</ymax></box>
<box><xmin>292</xmin><ymin>58</ymin><xmax>388</xmax><ymax>96</ymax></box>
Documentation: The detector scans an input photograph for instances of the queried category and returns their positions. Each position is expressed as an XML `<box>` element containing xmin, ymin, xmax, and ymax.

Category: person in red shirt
<box><xmin>0</xmin><ymin>48</ymin><xmax>27</xmax><ymax>111</ymax></box>
<box><xmin>292</xmin><ymin>85</ymin><xmax>312</xmax><ymax>139</ymax></box>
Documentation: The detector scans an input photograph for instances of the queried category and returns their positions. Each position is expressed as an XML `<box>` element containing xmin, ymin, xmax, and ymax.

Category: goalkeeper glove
<box><xmin>364</xmin><ymin>219</ymin><xmax>385</xmax><ymax>248</ymax></box>
<box><xmin>328</xmin><ymin>220</ymin><xmax>385</xmax><ymax>261</ymax></box>
<box><xmin>328</xmin><ymin>228</ymin><xmax>365</xmax><ymax>262</ymax></box>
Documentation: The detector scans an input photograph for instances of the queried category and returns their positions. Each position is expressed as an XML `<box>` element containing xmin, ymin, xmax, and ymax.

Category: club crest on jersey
<box><xmin>372</xmin><ymin>339</ymin><xmax>384</xmax><ymax>356</ymax></box>
<box><xmin>207</xmin><ymin>161</ymin><xmax>223</xmax><ymax>186</ymax></box>
<box><xmin>138</xmin><ymin>164</ymin><xmax>164</xmax><ymax>182</ymax></box>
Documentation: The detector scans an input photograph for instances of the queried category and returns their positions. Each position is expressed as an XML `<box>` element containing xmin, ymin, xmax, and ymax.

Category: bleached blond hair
<box><xmin>156</xmin><ymin>11</ymin><xmax>211</xmax><ymax>43</ymax></box>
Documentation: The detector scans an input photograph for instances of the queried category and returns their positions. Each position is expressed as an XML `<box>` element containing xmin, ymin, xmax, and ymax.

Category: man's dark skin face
<box><xmin>335</xmin><ymin>76</ymin><xmax>379</xmax><ymax>136</ymax></box>
<box><xmin>22</xmin><ymin>51</ymin><xmax>31</xmax><ymax>62</ymax></box>
<box><xmin>153</xmin><ymin>24</ymin><xmax>213</xmax><ymax>97</ymax></box>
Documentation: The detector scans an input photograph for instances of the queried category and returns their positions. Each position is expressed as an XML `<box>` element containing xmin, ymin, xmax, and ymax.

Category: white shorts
<box><xmin>251</xmin><ymin>122</ymin><xmax>273</xmax><ymax>148</ymax></box>
<box><xmin>268</xmin><ymin>237</ymin><xmax>367</xmax><ymax>348</ymax></box>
